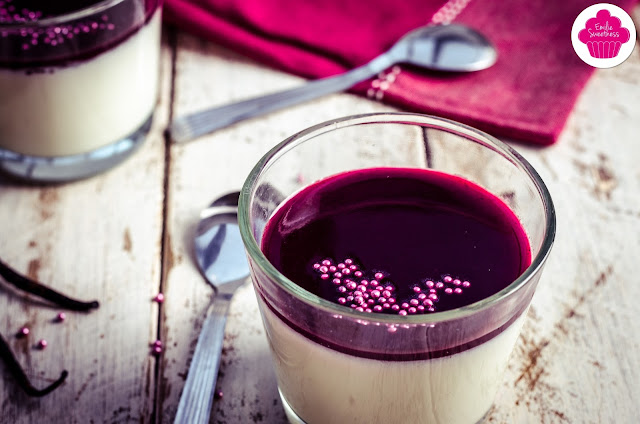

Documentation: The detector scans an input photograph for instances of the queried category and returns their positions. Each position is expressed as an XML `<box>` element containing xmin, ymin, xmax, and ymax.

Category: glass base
<box><xmin>278</xmin><ymin>388</ymin><xmax>307</xmax><ymax>424</ymax></box>
<box><xmin>0</xmin><ymin>115</ymin><xmax>153</xmax><ymax>183</ymax></box>
<box><xmin>278</xmin><ymin>387</ymin><xmax>493</xmax><ymax>424</ymax></box>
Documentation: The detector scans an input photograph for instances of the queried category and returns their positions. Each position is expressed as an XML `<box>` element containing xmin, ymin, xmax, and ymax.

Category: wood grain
<box><xmin>0</xmin><ymin>38</ymin><xmax>172</xmax><ymax>423</ymax></box>
<box><xmin>158</xmin><ymin>30</ymin><xmax>424</xmax><ymax>423</ymax></box>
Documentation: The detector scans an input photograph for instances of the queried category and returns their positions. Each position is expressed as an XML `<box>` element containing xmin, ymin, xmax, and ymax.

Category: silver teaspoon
<box><xmin>170</xmin><ymin>24</ymin><xmax>497</xmax><ymax>143</ymax></box>
<box><xmin>174</xmin><ymin>191</ymin><xmax>250</xmax><ymax>424</ymax></box>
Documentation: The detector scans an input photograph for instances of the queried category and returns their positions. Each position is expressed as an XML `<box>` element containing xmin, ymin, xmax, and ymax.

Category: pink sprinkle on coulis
<box><xmin>312</xmin><ymin>257</ymin><xmax>472</xmax><ymax>315</ymax></box>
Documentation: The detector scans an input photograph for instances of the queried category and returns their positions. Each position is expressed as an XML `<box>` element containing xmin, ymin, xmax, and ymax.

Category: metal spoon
<box><xmin>170</xmin><ymin>23</ymin><xmax>497</xmax><ymax>143</ymax></box>
<box><xmin>174</xmin><ymin>191</ymin><xmax>249</xmax><ymax>424</ymax></box>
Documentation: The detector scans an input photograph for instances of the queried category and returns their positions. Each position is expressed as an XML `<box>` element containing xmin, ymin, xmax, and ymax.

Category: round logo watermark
<box><xmin>571</xmin><ymin>3</ymin><xmax>636</xmax><ymax>68</ymax></box>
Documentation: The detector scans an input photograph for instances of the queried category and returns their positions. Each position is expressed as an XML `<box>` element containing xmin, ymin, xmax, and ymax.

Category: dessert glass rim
<box><xmin>239</xmin><ymin>112</ymin><xmax>556</xmax><ymax>324</ymax></box>
<box><xmin>0</xmin><ymin>0</ymin><xmax>129</xmax><ymax>29</ymax></box>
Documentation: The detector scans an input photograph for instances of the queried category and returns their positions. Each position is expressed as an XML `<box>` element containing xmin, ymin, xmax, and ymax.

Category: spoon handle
<box><xmin>170</xmin><ymin>54</ymin><xmax>395</xmax><ymax>143</ymax></box>
<box><xmin>173</xmin><ymin>295</ymin><xmax>232</xmax><ymax>424</ymax></box>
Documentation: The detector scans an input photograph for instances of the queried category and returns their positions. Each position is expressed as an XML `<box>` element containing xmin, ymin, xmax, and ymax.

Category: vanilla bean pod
<box><xmin>0</xmin><ymin>259</ymin><xmax>99</xmax><ymax>311</ymax></box>
<box><xmin>0</xmin><ymin>332</ymin><xmax>68</xmax><ymax>397</ymax></box>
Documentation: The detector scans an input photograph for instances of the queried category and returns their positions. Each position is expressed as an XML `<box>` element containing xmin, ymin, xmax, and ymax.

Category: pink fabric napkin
<box><xmin>163</xmin><ymin>0</ymin><xmax>637</xmax><ymax>145</ymax></box>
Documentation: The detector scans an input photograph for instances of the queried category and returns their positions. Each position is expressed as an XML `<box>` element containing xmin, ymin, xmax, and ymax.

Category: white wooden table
<box><xmin>1</xmin><ymin>11</ymin><xmax>639</xmax><ymax>423</ymax></box>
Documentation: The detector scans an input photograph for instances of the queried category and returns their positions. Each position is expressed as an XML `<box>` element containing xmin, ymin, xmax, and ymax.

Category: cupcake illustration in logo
<box><xmin>572</xmin><ymin>3</ymin><xmax>637</xmax><ymax>68</ymax></box>
<box><xmin>578</xmin><ymin>9</ymin><xmax>631</xmax><ymax>58</ymax></box>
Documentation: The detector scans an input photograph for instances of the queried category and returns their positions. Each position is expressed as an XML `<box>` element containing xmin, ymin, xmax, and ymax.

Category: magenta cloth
<box><xmin>163</xmin><ymin>0</ymin><xmax>637</xmax><ymax>145</ymax></box>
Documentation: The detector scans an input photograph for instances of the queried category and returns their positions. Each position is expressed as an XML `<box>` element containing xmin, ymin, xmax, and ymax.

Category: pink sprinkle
<box><xmin>398</xmin><ymin>310</ymin><xmax>407</xmax><ymax>316</ymax></box>
<box><xmin>153</xmin><ymin>340</ymin><xmax>162</xmax><ymax>348</ymax></box>
<box><xmin>385</xmin><ymin>285</ymin><xmax>394</xmax><ymax>291</ymax></box>
<box><xmin>334</xmin><ymin>272</ymin><xmax>342</xmax><ymax>278</ymax></box>
<box><xmin>355</xmin><ymin>307</ymin><xmax>364</xmax><ymax>312</ymax></box>
<box><xmin>322</xmin><ymin>260</ymin><xmax>331</xmax><ymax>266</ymax></box>
<box><xmin>423</xmin><ymin>299</ymin><xmax>433</xmax><ymax>306</ymax></box>
<box><xmin>373</xmin><ymin>305</ymin><xmax>383</xmax><ymax>312</ymax></box>
<box><xmin>374</xmin><ymin>272</ymin><xmax>384</xmax><ymax>280</ymax></box>
<box><xmin>337</xmin><ymin>263</ymin><xmax>345</xmax><ymax>269</ymax></box>
<box><xmin>338</xmin><ymin>297</ymin><xmax>346</xmax><ymax>304</ymax></box>
<box><xmin>454</xmin><ymin>288</ymin><xmax>463</xmax><ymax>294</ymax></box>
<box><xmin>349</xmin><ymin>265</ymin><xmax>357</xmax><ymax>271</ymax></box>
<box><xmin>18</xmin><ymin>327</ymin><xmax>29</xmax><ymax>337</ymax></box>
<box><xmin>332</xmin><ymin>278</ymin><xmax>341</xmax><ymax>285</ymax></box>
<box><xmin>357</xmin><ymin>285</ymin><xmax>367</xmax><ymax>292</ymax></box>
<box><xmin>413</xmin><ymin>286</ymin><xmax>421</xmax><ymax>293</ymax></box>
<box><xmin>388</xmin><ymin>298</ymin><xmax>396</xmax><ymax>304</ymax></box>
<box><xmin>435</xmin><ymin>282</ymin><xmax>444</xmax><ymax>289</ymax></box>
<box><xmin>152</xmin><ymin>345</ymin><xmax>162</xmax><ymax>355</ymax></box>
<box><xmin>344</xmin><ymin>259</ymin><xmax>353</xmax><ymax>265</ymax></box>
<box><xmin>453</xmin><ymin>279</ymin><xmax>461</xmax><ymax>286</ymax></box>
<box><xmin>444</xmin><ymin>276</ymin><xmax>453</xmax><ymax>283</ymax></box>
<box><xmin>383</xmin><ymin>303</ymin><xmax>390</xmax><ymax>309</ymax></box>
<box><xmin>462</xmin><ymin>281</ymin><xmax>471</xmax><ymax>287</ymax></box>
<box><xmin>391</xmin><ymin>304</ymin><xmax>400</xmax><ymax>311</ymax></box>
<box><xmin>320</xmin><ymin>274</ymin><xmax>329</xmax><ymax>280</ymax></box>
<box><xmin>371</xmin><ymin>290</ymin><xmax>381</xmax><ymax>298</ymax></box>
<box><xmin>418</xmin><ymin>293</ymin><xmax>426</xmax><ymax>300</ymax></box>
<box><xmin>382</xmin><ymin>290</ymin><xmax>391</xmax><ymax>298</ymax></box>
<box><xmin>342</xmin><ymin>269</ymin><xmax>351</xmax><ymax>275</ymax></box>
<box><xmin>312</xmin><ymin>263</ymin><xmax>320</xmax><ymax>269</ymax></box>
<box><xmin>338</xmin><ymin>286</ymin><xmax>347</xmax><ymax>293</ymax></box>
<box><xmin>429</xmin><ymin>293</ymin><xmax>438</xmax><ymax>301</ymax></box>
<box><xmin>444</xmin><ymin>288</ymin><xmax>453</xmax><ymax>294</ymax></box>
<box><xmin>319</xmin><ymin>266</ymin><xmax>328</xmax><ymax>273</ymax></box>
<box><xmin>401</xmin><ymin>302</ymin><xmax>409</xmax><ymax>309</ymax></box>
<box><xmin>346</xmin><ymin>282</ymin><xmax>357</xmax><ymax>290</ymax></box>
<box><xmin>37</xmin><ymin>339</ymin><xmax>47</xmax><ymax>350</ymax></box>
<box><xmin>370</xmin><ymin>280</ymin><xmax>379</xmax><ymax>287</ymax></box>
<box><xmin>56</xmin><ymin>312</ymin><xmax>66</xmax><ymax>322</ymax></box>
<box><xmin>378</xmin><ymin>297</ymin><xmax>387</xmax><ymax>303</ymax></box>
<box><xmin>426</xmin><ymin>280</ymin><xmax>434</xmax><ymax>288</ymax></box>
<box><xmin>153</xmin><ymin>293</ymin><xmax>165</xmax><ymax>303</ymax></box>
<box><xmin>410</xmin><ymin>299</ymin><xmax>419</xmax><ymax>306</ymax></box>
<box><xmin>329</xmin><ymin>266</ymin><xmax>337</xmax><ymax>272</ymax></box>
<box><xmin>417</xmin><ymin>305</ymin><xmax>425</xmax><ymax>312</ymax></box>
<box><xmin>408</xmin><ymin>307</ymin><xmax>417</xmax><ymax>314</ymax></box>
<box><xmin>387</xmin><ymin>326</ymin><xmax>397</xmax><ymax>333</ymax></box>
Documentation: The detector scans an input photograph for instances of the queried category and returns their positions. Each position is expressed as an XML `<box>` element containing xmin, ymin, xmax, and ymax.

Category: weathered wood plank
<box><xmin>486</xmin><ymin>33</ymin><xmax>640</xmax><ymax>424</ymax></box>
<box><xmin>159</xmin><ymin>33</ymin><xmax>425</xmax><ymax>423</ymax></box>
<box><xmin>0</xmin><ymin>39</ymin><xmax>172</xmax><ymax>423</ymax></box>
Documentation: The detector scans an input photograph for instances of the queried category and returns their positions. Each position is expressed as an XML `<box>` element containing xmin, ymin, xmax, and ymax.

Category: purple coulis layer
<box><xmin>263</xmin><ymin>167</ymin><xmax>531</xmax><ymax>314</ymax></box>
<box><xmin>260</xmin><ymin>168</ymin><xmax>532</xmax><ymax>359</ymax></box>
<box><xmin>0</xmin><ymin>0</ymin><xmax>160</xmax><ymax>69</ymax></box>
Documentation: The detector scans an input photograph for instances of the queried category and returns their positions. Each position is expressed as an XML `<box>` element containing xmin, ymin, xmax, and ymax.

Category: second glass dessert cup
<box><xmin>239</xmin><ymin>113</ymin><xmax>556</xmax><ymax>424</ymax></box>
<box><xmin>0</xmin><ymin>0</ymin><xmax>162</xmax><ymax>182</ymax></box>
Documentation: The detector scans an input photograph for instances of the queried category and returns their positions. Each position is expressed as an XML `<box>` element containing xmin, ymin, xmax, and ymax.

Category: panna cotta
<box><xmin>260</xmin><ymin>300</ymin><xmax>527</xmax><ymax>424</ymax></box>
<box><xmin>0</xmin><ymin>0</ymin><xmax>161</xmax><ymax>179</ymax></box>
<box><xmin>255</xmin><ymin>167</ymin><xmax>535</xmax><ymax>423</ymax></box>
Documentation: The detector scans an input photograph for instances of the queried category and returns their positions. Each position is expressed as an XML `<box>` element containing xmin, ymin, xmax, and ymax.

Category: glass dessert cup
<box><xmin>0</xmin><ymin>0</ymin><xmax>162</xmax><ymax>182</ymax></box>
<box><xmin>239</xmin><ymin>113</ymin><xmax>556</xmax><ymax>424</ymax></box>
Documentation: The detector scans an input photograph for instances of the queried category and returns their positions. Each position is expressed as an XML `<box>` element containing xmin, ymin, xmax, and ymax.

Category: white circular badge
<box><xmin>571</xmin><ymin>3</ymin><xmax>637</xmax><ymax>68</ymax></box>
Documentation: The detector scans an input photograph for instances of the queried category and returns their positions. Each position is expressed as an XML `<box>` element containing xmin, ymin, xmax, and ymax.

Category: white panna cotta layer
<box><xmin>261</xmin><ymin>303</ymin><xmax>526</xmax><ymax>424</ymax></box>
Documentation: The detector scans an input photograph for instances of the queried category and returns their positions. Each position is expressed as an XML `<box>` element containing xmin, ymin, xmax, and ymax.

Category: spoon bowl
<box><xmin>390</xmin><ymin>24</ymin><xmax>497</xmax><ymax>72</ymax></box>
<box><xmin>170</xmin><ymin>23</ymin><xmax>498</xmax><ymax>143</ymax></box>
<box><xmin>194</xmin><ymin>191</ymin><xmax>249</xmax><ymax>288</ymax></box>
